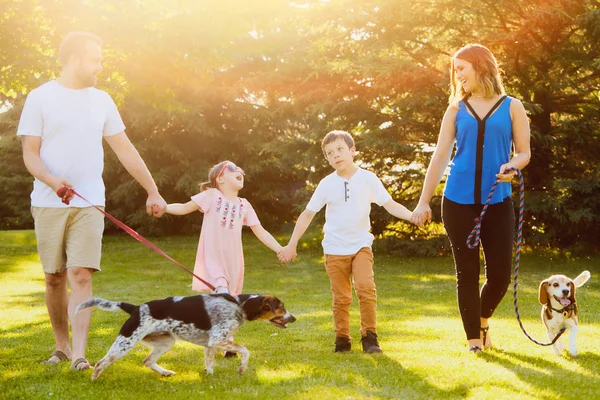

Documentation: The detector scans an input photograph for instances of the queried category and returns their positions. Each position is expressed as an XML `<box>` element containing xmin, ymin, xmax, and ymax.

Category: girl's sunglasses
<box><xmin>214</xmin><ymin>163</ymin><xmax>245</xmax><ymax>186</ymax></box>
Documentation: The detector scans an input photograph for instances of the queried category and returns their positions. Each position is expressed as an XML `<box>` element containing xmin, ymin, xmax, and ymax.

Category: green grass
<box><xmin>0</xmin><ymin>230</ymin><xmax>599</xmax><ymax>400</ymax></box>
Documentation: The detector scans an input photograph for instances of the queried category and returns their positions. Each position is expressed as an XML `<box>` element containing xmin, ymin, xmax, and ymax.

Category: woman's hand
<box><xmin>496</xmin><ymin>163</ymin><xmax>517</xmax><ymax>182</ymax></box>
<box><xmin>411</xmin><ymin>203</ymin><xmax>432</xmax><ymax>228</ymax></box>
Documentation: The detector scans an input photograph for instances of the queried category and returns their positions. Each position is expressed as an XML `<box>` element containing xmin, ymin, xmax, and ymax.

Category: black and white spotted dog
<box><xmin>76</xmin><ymin>293</ymin><xmax>295</xmax><ymax>380</ymax></box>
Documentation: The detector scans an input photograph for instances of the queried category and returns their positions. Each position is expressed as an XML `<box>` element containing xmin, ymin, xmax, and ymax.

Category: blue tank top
<box><xmin>444</xmin><ymin>95</ymin><xmax>513</xmax><ymax>205</ymax></box>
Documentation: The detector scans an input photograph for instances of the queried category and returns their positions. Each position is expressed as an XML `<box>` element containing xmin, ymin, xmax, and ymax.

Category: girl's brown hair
<box><xmin>449</xmin><ymin>44</ymin><xmax>505</xmax><ymax>107</ymax></box>
<box><xmin>199</xmin><ymin>160</ymin><xmax>231</xmax><ymax>192</ymax></box>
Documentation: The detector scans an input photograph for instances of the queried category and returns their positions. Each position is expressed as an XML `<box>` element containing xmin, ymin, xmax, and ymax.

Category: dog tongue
<box><xmin>559</xmin><ymin>298</ymin><xmax>571</xmax><ymax>306</ymax></box>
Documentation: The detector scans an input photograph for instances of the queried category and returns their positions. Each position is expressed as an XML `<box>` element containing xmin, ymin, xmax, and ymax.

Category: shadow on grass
<box><xmin>0</xmin><ymin>310</ymin><xmax>464</xmax><ymax>400</ymax></box>
<box><xmin>572</xmin><ymin>351</ymin><xmax>600</xmax><ymax>375</ymax></box>
<box><xmin>481</xmin><ymin>348</ymin><xmax>599</xmax><ymax>399</ymax></box>
<box><xmin>246</xmin><ymin>353</ymin><xmax>467</xmax><ymax>399</ymax></box>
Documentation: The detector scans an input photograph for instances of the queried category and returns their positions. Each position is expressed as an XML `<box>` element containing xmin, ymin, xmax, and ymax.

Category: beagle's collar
<box><xmin>551</xmin><ymin>302</ymin><xmax>576</xmax><ymax>316</ymax></box>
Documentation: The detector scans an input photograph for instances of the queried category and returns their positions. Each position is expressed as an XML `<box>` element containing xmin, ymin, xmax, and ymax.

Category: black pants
<box><xmin>442</xmin><ymin>196</ymin><xmax>514</xmax><ymax>340</ymax></box>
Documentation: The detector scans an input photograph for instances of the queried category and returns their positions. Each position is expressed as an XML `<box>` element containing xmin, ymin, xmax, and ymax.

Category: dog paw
<box><xmin>238</xmin><ymin>364</ymin><xmax>248</xmax><ymax>374</ymax></box>
<box><xmin>205</xmin><ymin>368</ymin><xmax>214</xmax><ymax>375</ymax></box>
<box><xmin>161</xmin><ymin>370</ymin><xmax>176</xmax><ymax>377</ymax></box>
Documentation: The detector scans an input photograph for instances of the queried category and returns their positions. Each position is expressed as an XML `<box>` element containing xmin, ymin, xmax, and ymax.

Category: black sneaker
<box><xmin>361</xmin><ymin>330</ymin><xmax>382</xmax><ymax>353</ymax></box>
<box><xmin>334</xmin><ymin>336</ymin><xmax>351</xmax><ymax>352</ymax></box>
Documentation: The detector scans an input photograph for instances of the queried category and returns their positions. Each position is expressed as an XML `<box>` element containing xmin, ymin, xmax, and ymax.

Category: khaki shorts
<box><xmin>31</xmin><ymin>206</ymin><xmax>105</xmax><ymax>274</ymax></box>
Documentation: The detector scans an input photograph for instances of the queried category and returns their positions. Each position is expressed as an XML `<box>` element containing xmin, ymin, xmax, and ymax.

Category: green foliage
<box><xmin>0</xmin><ymin>106</ymin><xmax>34</xmax><ymax>229</ymax></box>
<box><xmin>0</xmin><ymin>0</ymin><xmax>598</xmax><ymax>251</ymax></box>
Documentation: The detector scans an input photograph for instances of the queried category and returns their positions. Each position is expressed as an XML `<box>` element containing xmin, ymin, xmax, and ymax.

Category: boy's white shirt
<box><xmin>306</xmin><ymin>167</ymin><xmax>392</xmax><ymax>255</ymax></box>
<box><xmin>17</xmin><ymin>80</ymin><xmax>125</xmax><ymax>207</ymax></box>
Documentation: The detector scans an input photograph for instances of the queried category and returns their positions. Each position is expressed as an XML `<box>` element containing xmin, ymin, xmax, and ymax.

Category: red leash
<box><xmin>57</xmin><ymin>187</ymin><xmax>215</xmax><ymax>291</ymax></box>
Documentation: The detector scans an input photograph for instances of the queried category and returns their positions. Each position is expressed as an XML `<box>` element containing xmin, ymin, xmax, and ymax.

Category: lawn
<box><xmin>0</xmin><ymin>230</ymin><xmax>598</xmax><ymax>400</ymax></box>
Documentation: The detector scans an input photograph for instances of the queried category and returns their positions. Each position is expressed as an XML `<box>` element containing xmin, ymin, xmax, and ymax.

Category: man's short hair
<box><xmin>321</xmin><ymin>130</ymin><xmax>355</xmax><ymax>155</ymax></box>
<box><xmin>59</xmin><ymin>32</ymin><xmax>103</xmax><ymax>65</ymax></box>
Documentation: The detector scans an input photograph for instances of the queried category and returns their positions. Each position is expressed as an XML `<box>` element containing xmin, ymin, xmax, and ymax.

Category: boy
<box><xmin>279</xmin><ymin>130</ymin><xmax>412</xmax><ymax>353</ymax></box>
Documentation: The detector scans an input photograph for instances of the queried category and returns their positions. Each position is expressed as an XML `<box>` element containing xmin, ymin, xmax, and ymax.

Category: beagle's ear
<box><xmin>538</xmin><ymin>280</ymin><xmax>550</xmax><ymax>305</ymax></box>
<box><xmin>569</xmin><ymin>279</ymin><xmax>576</xmax><ymax>303</ymax></box>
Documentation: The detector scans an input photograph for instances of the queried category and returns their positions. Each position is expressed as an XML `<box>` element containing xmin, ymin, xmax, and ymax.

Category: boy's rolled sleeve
<box><xmin>372</xmin><ymin>177</ymin><xmax>393</xmax><ymax>206</ymax></box>
<box><xmin>306</xmin><ymin>181</ymin><xmax>326</xmax><ymax>212</ymax></box>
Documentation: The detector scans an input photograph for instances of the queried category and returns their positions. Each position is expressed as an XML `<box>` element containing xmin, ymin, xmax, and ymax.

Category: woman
<box><xmin>412</xmin><ymin>44</ymin><xmax>531</xmax><ymax>354</ymax></box>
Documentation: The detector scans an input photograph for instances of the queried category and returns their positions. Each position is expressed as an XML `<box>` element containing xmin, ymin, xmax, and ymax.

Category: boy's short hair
<box><xmin>321</xmin><ymin>130</ymin><xmax>355</xmax><ymax>155</ymax></box>
<box><xmin>59</xmin><ymin>32</ymin><xmax>103</xmax><ymax>65</ymax></box>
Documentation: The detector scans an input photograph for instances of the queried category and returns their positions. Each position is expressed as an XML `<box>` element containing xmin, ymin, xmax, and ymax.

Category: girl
<box><xmin>166</xmin><ymin>160</ymin><xmax>283</xmax><ymax>296</ymax></box>
<box><xmin>411</xmin><ymin>44</ymin><xmax>531</xmax><ymax>354</ymax></box>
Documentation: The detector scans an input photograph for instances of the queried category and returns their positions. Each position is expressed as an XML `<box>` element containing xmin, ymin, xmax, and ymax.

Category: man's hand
<box><xmin>49</xmin><ymin>177</ymin><xmax>74</xmax><ymax>204</ymax></box>
<box><xmin>147</xmin><ymin>193</ymin><xmax>167</xmax><ymax>217</ymax></box>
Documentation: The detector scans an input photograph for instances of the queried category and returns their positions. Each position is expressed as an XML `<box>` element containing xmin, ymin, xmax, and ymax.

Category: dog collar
<box><xmin>551</xmin><ymin>303</ymin><xmax>575</xmax><ymax>316</ymax></box>
<box><xmin>236</xmin><ymin>294</ymin><xmax>258</xmax><ymax>306</ymax></box>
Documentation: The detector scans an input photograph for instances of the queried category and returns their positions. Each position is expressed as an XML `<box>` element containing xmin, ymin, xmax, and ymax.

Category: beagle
<box><xmin>538</xmin><ymin>270</ymin><xmax>590</xmax><ymax>356</ymax></box>
<box><xmin>77</xmin><ymin>293</ymin><xmax>295</xmax><ymax>380</ymax></box>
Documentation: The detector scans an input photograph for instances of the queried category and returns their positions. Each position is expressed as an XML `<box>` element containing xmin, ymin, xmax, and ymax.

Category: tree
<box><xmin>1</xmin><ymin>0</ymin><xmax>598</xmax><ymax>252</ymax></box>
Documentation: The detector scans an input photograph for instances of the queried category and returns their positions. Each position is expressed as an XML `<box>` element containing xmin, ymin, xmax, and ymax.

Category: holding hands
<box><xmin>411</xmin><ymin>202</ymin><xmax>432</xmax><ymax>229</ymax></box>
<box><xmin>147</xmin><ymin>192</ymin><xmax>167</xmax><ymax>218</ymax></box>
<box><xmin>278</xmin><ymin>244</ymin><xmax>297</xmax><ymax>264</ymax></box>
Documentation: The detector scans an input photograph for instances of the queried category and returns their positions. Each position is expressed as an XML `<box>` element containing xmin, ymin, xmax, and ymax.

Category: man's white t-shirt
<box><xmin>17</xmin><ymin>80</ymin><xmax>125</xmax><ymax>207</ymax></box>
<box><xmin>306</xmin><ymin>168</ymin><xmax>392</xmax><ymax>255</ymax></box>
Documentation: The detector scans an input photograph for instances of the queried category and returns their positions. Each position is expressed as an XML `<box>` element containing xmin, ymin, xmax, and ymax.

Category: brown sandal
<box><xmin>70</xmin><ymin>358</ymin><xmax>91</xmax><ymax>371</ymax></box>
<box><xmin>40</xmin><ymin>350</ymin><xmax>70</xmax><ymax>365</ymax></box>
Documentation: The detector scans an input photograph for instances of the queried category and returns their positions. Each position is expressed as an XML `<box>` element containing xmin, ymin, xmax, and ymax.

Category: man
<box><xmin>17</xmin><ymin>32</ymin><xmax>167</xmax><ymax>371</ymax></box>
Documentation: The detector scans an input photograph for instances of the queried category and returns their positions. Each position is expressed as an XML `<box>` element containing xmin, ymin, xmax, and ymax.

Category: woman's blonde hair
<box><xmin>449</xmin><ymin>44</ymin><xmax>505</xmax><ymax>107</ymax></box>
<box><xmin>199</xmin><ymin>160</ymin><xmax>231</xmax><ymax>191</ymax></box>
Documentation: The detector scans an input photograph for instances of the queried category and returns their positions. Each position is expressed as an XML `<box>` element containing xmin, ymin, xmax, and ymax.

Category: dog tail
<box><xmin>573</xmin><ymin>270</ymin><xmax>591</xmax><ymax>288</ymax></box>
<box><xmin>76</xmin><ymin>298</ymin><xmax>137</xmax><ymax>315</ymax></box>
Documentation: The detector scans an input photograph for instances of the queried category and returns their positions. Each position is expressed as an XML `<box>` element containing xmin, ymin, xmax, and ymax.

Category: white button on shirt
<box><xmin>306</xmin><ymin>168</ymin><xmax>392</xmax><ymax>255</ymax></box>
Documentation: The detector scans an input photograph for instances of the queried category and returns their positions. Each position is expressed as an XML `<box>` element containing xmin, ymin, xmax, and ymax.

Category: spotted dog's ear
<box><xmin>538</xmin><ymin>280</ymin><xmax>550</xmax><ymax>306</ymax></box>
<box><xmin>260</xmin><ymin>296</ymin><xmax>280</xmax><ymax>313</ymax></box>
<box><xmin>240</xmin><ymin>296</ymin><xmax>265</xmax><ymax>321</ymax></box>
<box><xmin>261</xmin><ymin>300</ymin><xmax>272</xmax><ymax>312</ymax></box>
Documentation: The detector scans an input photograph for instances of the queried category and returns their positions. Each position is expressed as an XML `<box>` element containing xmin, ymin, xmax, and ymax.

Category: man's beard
<box><xmin>77</xmin><ymin>71</ymin><xmax>96</xmax><ymax>88</ymax></box>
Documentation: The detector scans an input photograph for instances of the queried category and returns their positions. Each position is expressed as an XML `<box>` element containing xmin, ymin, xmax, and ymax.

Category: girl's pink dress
<box><xmin>190</xmin><ymin>189</ymin><xmax>260</xmax><ymax>296</ymax></box>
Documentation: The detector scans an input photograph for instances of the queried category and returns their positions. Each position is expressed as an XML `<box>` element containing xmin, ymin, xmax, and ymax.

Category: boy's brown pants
<box><xmin>324</xmin><ymin>247</ymin><xmax>376</xmax><ymax>339</ymax></box>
